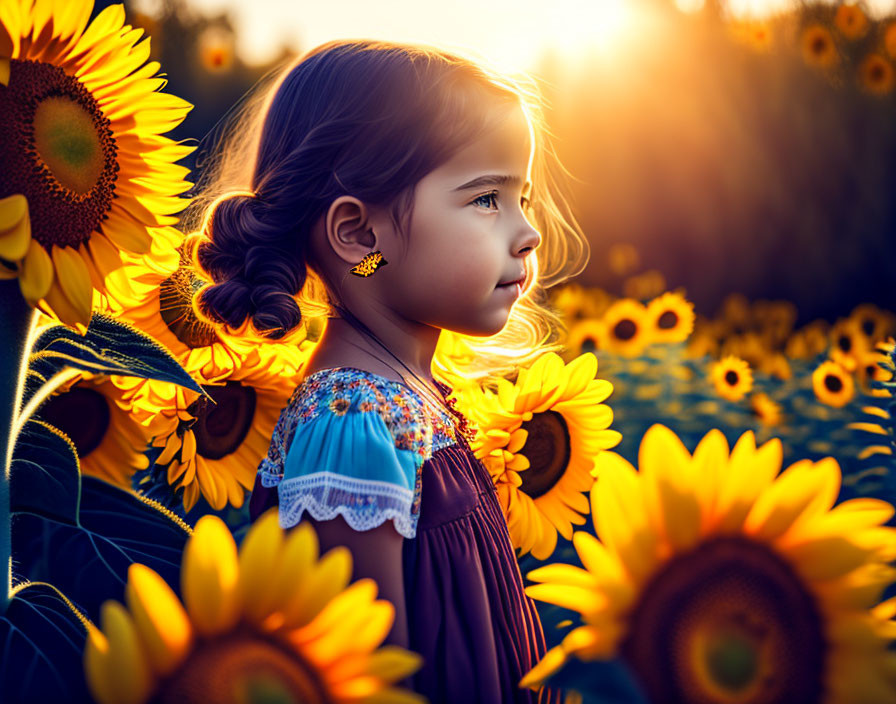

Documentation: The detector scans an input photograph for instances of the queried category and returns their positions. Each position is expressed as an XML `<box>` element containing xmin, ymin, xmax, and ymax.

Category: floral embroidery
<box><xmin>258</xmin><ymin>366</ymin><xmax>461</xmax><ymax>499</ymax></box>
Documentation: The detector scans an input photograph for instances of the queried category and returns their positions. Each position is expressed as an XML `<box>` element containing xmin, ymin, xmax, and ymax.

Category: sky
<box><xmin>135</xmin><ymin>0</ymin><xmax>896</xmax><ymax>68</ymax></box>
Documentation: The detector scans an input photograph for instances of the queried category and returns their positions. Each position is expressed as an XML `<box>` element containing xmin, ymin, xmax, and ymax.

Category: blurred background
<box><xmin>100</xmin><ymin>0</ymin><xmax>896</xmax><ymax>327</ymax></box>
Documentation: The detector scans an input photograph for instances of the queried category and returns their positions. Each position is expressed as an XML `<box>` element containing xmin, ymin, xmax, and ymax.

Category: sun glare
<box><xmin>544</xmin><ymin>0</ymin><xmax>637</xmax><ymax>59</ymax></box>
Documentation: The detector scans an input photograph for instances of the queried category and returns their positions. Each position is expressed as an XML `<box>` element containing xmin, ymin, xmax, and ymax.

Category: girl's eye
<box><xmin>472</xmin><ymin>192</ymin><xmax>499</xmax><ymax>210</ymax></box>
<box><xmin>472</xmin><ymin>192</ymin><xmax>533</xmax><ymax>211</ymax></box>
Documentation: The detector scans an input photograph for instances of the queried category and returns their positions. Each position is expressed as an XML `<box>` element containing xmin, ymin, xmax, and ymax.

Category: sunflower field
<box><xmin>1</xmin><ymin>0</ymin><xmax>895</xmax><ymax>703</ymax></box>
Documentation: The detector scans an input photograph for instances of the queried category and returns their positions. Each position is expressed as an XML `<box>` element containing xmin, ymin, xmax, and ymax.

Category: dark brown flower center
<box><xmin>824</xmin><ymin>373</ymin><xmax>843</xmax><ymax>394</ymax></box>
<box><xmin>837</xmin><ymin>334</ymin><xmax>852</xmax><ymax>353</ymax></box>
<box><xmin>861</xmin><ymin>317</ymin><xmax>876</xmax><ymax>337</ymax></box>
<box><xmin>517</xmin><ymin>410</ymin><xmax>571</xmax><ymax>499</ymax></box>
<box><xmin>39</xmin><ymin>384</ymin><xmax>110</xmax><ymax>458</ymax></box>
<box><xmin>159</xmin><ymin>246</ymin><xmax>221</xmax><ymax>348</ymax></box>
<box><xmin>151</xmin><ymin>625</ymin><xmax>334</xmax><ymax>704</ymax></box>
<box><xmin>658</xmin><ymin>310</ymin><xmax>679</xmax><ymax>330</ymax></box>
<box><xmin>613</xmin><ymin>318</ymin><xmax>637</xmax><ymax>342</ymax></box>
<box><xmin>185</xmin><ymin>381</ymin><xmax>257</xmax><ymax>460</ymax></box>
<box><xmin>0</xmin><ymin>59</ymin><xmax>118</xmax><ymax>249</ymax></box>
<box><xmin>724</xmin><ymin>370</ymin><xmax>739</xmax><ymax>386</ymax></box>
<box><xmin>811</xmin><ymin>37</ymin><xmax>827</xmax><ymax>54</ymax></box>
<box><xmin>619</xmin><ymin>536</ymin><xmax>826</xmax><ymax>704</ymax></box>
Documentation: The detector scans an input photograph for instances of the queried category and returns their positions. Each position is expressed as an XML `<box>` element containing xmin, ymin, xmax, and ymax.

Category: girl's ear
<box><xmin>325</xmin><ymin>195</ymin><xmax>377</xmax><ymax>262</ymax></box>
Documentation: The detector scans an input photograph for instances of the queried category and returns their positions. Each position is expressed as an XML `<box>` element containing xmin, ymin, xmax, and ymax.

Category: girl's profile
<box><xmin>187</xmin><ymin>38</ymin><xmax>588</xmax><ymax>703</ymax></box>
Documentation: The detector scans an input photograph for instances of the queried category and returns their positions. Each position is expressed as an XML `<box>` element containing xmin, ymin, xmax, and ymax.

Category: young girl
<box><xmin>189</xmin><ymin>39</ymin><xmax>588</xmax><ymax>703</ymax></box>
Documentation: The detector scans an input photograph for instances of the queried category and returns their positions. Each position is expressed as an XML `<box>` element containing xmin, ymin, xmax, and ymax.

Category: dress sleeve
<box><xmin>257</xmin><ymin>376</ymin><xmax>430</xmax><ymax>539</ymax></box>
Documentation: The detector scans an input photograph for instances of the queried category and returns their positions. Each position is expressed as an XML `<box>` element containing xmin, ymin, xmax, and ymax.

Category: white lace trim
<box><xmin>277</xmin><ymin>471</ymin><xmax>417</xmax><ymax>539</ymax></box>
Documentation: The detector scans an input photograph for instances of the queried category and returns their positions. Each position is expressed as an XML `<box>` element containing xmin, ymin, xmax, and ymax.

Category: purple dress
<box><xmin>248</xmin><ymin>367</ymin><xmax>562</xmax><ymax>703</ymax></box>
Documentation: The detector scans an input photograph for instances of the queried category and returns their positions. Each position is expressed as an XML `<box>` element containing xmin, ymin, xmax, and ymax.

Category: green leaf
<box><xmin>12</xmin><ymin>475</ymin><xmax>192</xmax><ymax>626</ymax></box>
<box><xmin>0</xmin><ymin>582</ymin><xmax>92</xmax><ymax>702</ymax></box>
<box><xmin>23</xmin><ymin>311</ymin><xmax>210</xmax><ymax>410</ymax></box>
<box><xmin>9</xmin><ymin>419</ymin><xmax>80</xmax><ymax>525</ymax></box>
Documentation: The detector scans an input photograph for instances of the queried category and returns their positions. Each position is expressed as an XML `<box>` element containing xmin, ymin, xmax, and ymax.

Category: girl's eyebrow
<box><xmin>454</xmin><ymin>174</ymin><xmax>532</xmax><ymax>193</ymax></box>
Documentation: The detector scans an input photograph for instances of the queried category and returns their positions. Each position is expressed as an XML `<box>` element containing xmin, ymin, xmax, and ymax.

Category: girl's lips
<box><xmin>496</xmin><ymin>281</ymin><xmax>522</xmax><ymax>297</ymax></box>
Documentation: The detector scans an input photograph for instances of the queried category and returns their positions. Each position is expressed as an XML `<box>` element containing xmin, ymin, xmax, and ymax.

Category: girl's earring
<box><xmin>350</xmin><ymin>250</ymin><xmax>388</xmax><ymax>277</ymax></box>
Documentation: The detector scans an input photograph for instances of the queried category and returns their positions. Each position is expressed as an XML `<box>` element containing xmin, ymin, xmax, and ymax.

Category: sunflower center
<box><xmin>861</xmin><ymin>318</ymin><xmax>876</xmax><ymax>336</ymax></box>
<box><xmin>724</xmin><ymin>370</ymin><xmax>739</xmax><ymax>386</ymax></box>
<box><xmin>658</xmin><ymin>311</ymin><xmax>679</xmax><ymax>330</ymax></box>
<box><xmin>39</xmin><ymin>385</ymin><xmax>110</xmax><ymax>458</ymax></box>
<box><xmin>613</xmin><ymin>319</ymin><xmax>637</xmax><ymax>342</ymax></box>
<box><xmin>0</xmin><ymin>59</ymin><xmax>118</xmax><ymax>249</ymax></box>
<box><xmin>704</xmin><ymin>627</ymin><xmax>759</xmax><ymax>692</ymax></box>
<box><xmin>811</xmin><ymin>37</ymin><xmax>827</xmax><ymax>54</ymax></box>
<box><xmin>824</xmin><ymin>373</ymin><xmax>843</xmax><ymax>393</ymax></box>
<box><xmin>186</xmin><ymin>381</ymin><xmax>257</xmax><ymax>460</ymax></box>
<box><xmin>151</xmin><ymin>625</ymin><xmax>334</xmax><ymax>704</ymax></box>
<box><xmin>837</xmin><ymin>334</ymin><xmax>852</xmax><ymax>353</ymax></box>
<box><xmin>160</xmin><ymin>251</ymin><xmax>221</xmax><ymax>348</ymax></box>
<box><xmin>517</xmin><ymin>410</ymin><xmax>572</xmax><ymax>499</ymax></box>
<box><xmin>619</xmin><ymin>535</ymin><xmax>826</xmax><ymax>704</ymax></box>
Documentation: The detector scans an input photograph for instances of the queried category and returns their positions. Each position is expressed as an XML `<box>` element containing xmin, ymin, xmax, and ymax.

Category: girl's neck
<box><xmin>307</xmin><ymin>316</ymin><xmax>438</xmax><ymax>386</ymax></box>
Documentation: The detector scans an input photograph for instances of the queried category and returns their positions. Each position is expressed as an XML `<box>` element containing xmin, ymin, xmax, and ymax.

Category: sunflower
<box><xmin>849</xmin><ymin>303</ymin><xmax>895</xmax><ymax>343</ymax></box>
<box><xmin>711</xmin><ymin>355</ymin><xmax>753</xmax><ymax>402</ymax></box>
<box><xmin>520</xmin><ymin>424</ymin><xmax>896</xmax><ymax>704</ymax></box>
<box><xmin>84</xmin><ymin>511</ymin><xmax>424</xmax><ymax>704</ymax></box>
<box><xmin>828</xmin><ymin>317</ymin><xmax>871</xmax><ymax>373</ymax></box>
<box><xmin>601</xmin><ymin>298</ymin><xmax>650</xmax><ymax>357</ymax></box>
<box><xmin>118</xmin><ymin>343</ymin><xmax>306</xmax><ymax>513</ymax></box>
<box><xmin>36</xmin><ymin>370</ymin><xmax>156</xmax><ymax>490</ymax></box>
<box><xmin>0</xmin><ymin>0</ymin><xmax>194</xmax><ymax>333</ymax></box>
<box><xmin>857</xmin><ymin>345</ymin><xmax>894</xmax><ymax>398</ymax></box>
<box><xmin>859</xmin><ymin>54</ymin><xmax>895</xmax><ymax>96</ymax></box>
<box><xmin>622</xmin><ymin>270</ymin><xmax>665</xmax><ymax>301</ymax></box>
<box><xmin>813</xmin><ymin>360</ymin><xmax>855</xmax><ymax>408</ymax></box>
<box><xmin>834</xmin><ymin>3</ymin><xmax>869</xmax><ymax>41</ymax></box>
<box><xmin>750</xmin><ymin>392</ymin><xmax>783</xmax><ymax>426</ymax></box>
<box><xmin>801</xmin><ymin>23</ymin><xmax>839</xmax><ymax>70</ymax></box>
<box><xmin>730</xmin><ymin>20</ymin><xmax>773</xmax><ymax>53</ymax></box>
<box><xmin>197</xmin><ymin>26</ymin><xmax>235</xmax><ymax>73</ymax></box>
<box><xmin>758</xmin><ymin>352</ymin><xmax>792</xmax><ymax>381</ymax></box>
<box><xmin>565</xmin><ymin>319</ymin><xmax>604</xmax><ymax>357</ymax></box>
<box><xmin>886</xmin><ymin>22</ymin><xmax>896</xmax><ymax>60</ymax></box>
<box><xmin>463</xmin><ymin>352</ymin><xmax>621</xmax><ymax>560</ymax></box>
<box><xmin>645</xmin><ymin>291</ymin><xmax>695</xmax><ymax>344</ymax></box>
<box><xmin>685</xmin><ymin>329</ymin><xmax>719</xmax><ymax>359</ymax></box>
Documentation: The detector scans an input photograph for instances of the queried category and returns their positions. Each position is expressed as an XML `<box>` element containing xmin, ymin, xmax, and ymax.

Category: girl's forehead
<box><xmin>434</xmin><ymin>105</ymin><xmax>534</xmax><ymax>186</ymax></box>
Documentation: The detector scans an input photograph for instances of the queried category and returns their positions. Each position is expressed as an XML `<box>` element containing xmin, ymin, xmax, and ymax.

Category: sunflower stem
<box><xmin>0</xmin><ymin>279</ymin><xmax>41</xmax><ymax>614</ymax></box>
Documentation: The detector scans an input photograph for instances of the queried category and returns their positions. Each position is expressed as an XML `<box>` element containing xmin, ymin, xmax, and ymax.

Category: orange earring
<box><xmin>350</xmin><ymin>250</ymin><xmax>388</xmax><ymax>277</ymax></box>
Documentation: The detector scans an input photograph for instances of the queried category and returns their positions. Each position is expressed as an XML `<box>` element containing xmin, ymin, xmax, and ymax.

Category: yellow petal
<box><xmin>83</xmin><ymin>624</ymin><xmax>117</xmax><ymax>704</ymax></box>
<box><xmin>18</xmin><ymin>238</ymin><xmax>53</xmax><ymax>305</ymax></box>
<box><xmin>744</xmin><ymin>457</ymin><xmax>840</xmax><ymax>541</ymax></box>
<box><xmin>101</xmin><ymin>207</ymin><xmax>153</xmax><ymax>253</ymax></box>
<box><xmin>50</xmin><ymin>244</ymin><xmax>92</xmax><ymax>326</ymax></box>
<box><xmin>125</xmin><ymin>563</ymin><xmax>193</xmax><ymax>677</ymax></box>
<box><xmin>519</xmin><ymin>644</ymin><xmax>568</xmax><ymax>689</ymax></box>
<box><xmin>363</xmin><ymin>645</ymin><xmax>424</xmax><ymax>683</ymax></box>
<box><xmin>181</xmin><ymin>515</ymin><xmax>240</xmax><ymax>635</ymax></box>
<box><xmin>0</xmin><ymin>194</ymin><xmax>31</xmax><ymax>261</ymax></box>
<box><xmin>36</xmin><ymin>271</ymin><xmax>89</xmax><ymax>335</ymax></box>
<box><xmin>99</xmin><ymin>600</ymin><xmax>154</xmax><ymax>704</ymax></box>
<box><xmin>639</xmin><ymin>424</ymin><xmax>701</xmax><ymax>550</ymax></box>
<box><xmin>281</xmin><ymin>546</ymin><xmax>352</xmax><ymax>629</ymax></box>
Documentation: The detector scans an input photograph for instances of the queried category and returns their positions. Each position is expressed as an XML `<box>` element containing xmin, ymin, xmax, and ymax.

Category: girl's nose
<box><xmin>515</xmin><ymin>221</ymin><xmax>542</xmax><ymax>255</ymax></box>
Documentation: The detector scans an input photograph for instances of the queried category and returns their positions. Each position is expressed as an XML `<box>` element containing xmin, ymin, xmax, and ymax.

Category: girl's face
<box><xmin>378</xmin><ymin>102</ymin><xmax>541</xmax><ymax>337</ymax></box>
